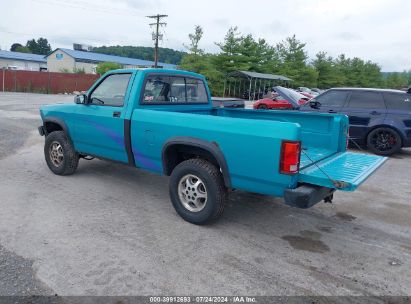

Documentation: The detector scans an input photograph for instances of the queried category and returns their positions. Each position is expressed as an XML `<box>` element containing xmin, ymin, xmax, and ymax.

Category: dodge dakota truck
<box><xmin>38</xmin><ymin>69</ymin><xmax>387</xmax><ymax>224</ymax></box>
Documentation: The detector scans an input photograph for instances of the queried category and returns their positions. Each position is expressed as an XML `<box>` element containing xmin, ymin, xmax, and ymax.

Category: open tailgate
<box><xmin>298</xmin><ymin>152</ymin><xmax>387</xmax><ymax>191</ymax></box>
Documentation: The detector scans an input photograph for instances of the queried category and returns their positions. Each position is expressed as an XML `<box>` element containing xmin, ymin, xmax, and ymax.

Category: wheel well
<box><xmin>163</xmin><ymin>144</ymin><xmax>230</xmax><ymax>187</ymax></box>
<box><xmin>44</xmin><ymin>121</ymin><xmax>63</xmax><ymax>135</ymax></box>
<box><xmin>366</xmin><ymin>125</ymin><xmax>404</xmax><ymax>147</ymax></box>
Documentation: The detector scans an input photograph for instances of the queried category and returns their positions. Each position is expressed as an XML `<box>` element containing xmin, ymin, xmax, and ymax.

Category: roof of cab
<box><xmin>107</xmin><ymin>68</ymin><xmax>205</xmax><ymax>79</ymax></box>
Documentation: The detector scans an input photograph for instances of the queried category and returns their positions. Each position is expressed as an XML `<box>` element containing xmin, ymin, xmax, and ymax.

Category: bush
<box><xmin>96</xmin><ymin>62</ymin><xmax>122</xmax><ymax>75</ymax></box>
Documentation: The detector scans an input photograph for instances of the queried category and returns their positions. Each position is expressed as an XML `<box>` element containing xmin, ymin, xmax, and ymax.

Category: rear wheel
<box><xmin>44</xmin><ymin>131</ymin><xmax>79</xmax><ymax>175</ymax></box>
<box><xmin>258</xmin><ymin>104</ymin><xmax>268</xmax><ymax>110</ymax></box>
<box><xmin>367</xmin><ymin>127</ymin><xmax>402</xmax><ymax>156</ymax></box>
<box><xmin>169</xmin><ymin>159</ymin><xmax>227</xmax><ymax>225</ymax></box>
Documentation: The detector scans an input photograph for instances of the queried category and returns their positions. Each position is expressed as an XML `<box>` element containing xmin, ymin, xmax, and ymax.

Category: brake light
<box><xmin>280</xmin><ymin>141</ymin><xmax>301</xmax><ymax>174</ymax></box>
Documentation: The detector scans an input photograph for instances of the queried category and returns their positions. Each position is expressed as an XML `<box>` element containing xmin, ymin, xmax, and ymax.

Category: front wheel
<box><xmin>367</xmin><ymin>127</ymin><xmax>402</xmax><ymax>156</ymax></box>
<box><xmin>44</xmin><ymin>131</ymin><xmax>79</xmax><ymax>175</ymax></box>
<box><xmin>258</xmin><ymin>104</ymin><xmax>268</xmax><ymax>110</ymax></box>
<box><xmin>169</xmin><ymin>159</ymin><xmax>227</xmax><ymax>225</ymax></box>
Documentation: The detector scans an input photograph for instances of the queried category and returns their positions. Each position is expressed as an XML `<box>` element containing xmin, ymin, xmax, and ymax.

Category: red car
<box><xmin>253</xmin><ymin>96</ymin><xmax>294</xmax><ymax>110</ymax></box>
<box><xmin>253</xmin><ymin>90</ymin><xmax>309</xmax><ymax>110</ymax></box>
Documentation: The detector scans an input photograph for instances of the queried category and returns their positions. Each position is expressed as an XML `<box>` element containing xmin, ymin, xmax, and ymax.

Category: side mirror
<box><xmin>309</xmin><ymin>99</ymin><xmax>321</xmax><ymax>109</ymax></box>
<box><xmin>74</xmin><ymin>94</ymin><xmax>87</xmax><ymax>104</ymax></box>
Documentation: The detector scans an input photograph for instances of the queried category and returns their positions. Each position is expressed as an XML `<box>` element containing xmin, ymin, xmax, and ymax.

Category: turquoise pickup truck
<box><xmin>38</xmin><ymin>69</ymin><xmax>387</xmax><ymax>224</ymax></box>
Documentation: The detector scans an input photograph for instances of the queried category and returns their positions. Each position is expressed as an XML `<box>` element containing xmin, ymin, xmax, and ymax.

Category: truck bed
<box><xmin>166</xmin><ymin>107</ymin><xmax>348</xmax><ymax>169</ymax></box>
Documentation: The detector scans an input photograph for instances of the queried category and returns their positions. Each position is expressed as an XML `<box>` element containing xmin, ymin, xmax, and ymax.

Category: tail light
<box><xmin>280</xmin><ymin>141</ymin><xmax>301</xmax><ymax>174</ymax></box>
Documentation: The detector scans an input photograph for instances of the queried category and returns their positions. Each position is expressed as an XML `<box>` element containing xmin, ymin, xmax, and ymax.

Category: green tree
<box><xmin>275</xmin><ymin>35</ymin><xmax>317</xmax><ymax>87</ymax></box>
<box><xmin>15</xmin><ymin>46</ymin><xmax>31</xmax><ymax>53</ymax></box>
<box><xmin>96</xmin><ymin>62</ymin><xmax>122</xmax><ymax>75</ymax></box>
<box><xmin>214</xmin><ymin>27</ymin><xmax>244</xmax><ymax>74</ymax></box>
<box><xmin>184</xmin><ymin>25</ymin><xmax>204</xmax><ymax>55</ymax></box>
<box><xmin>26</xmin><ymin>38</ymin><xmax>51</xmax><ymax>55</ymax></box>
<box><xmin>180</xmin><ymin>26</ymin><xmax>224</xmax><ymax>95</ymax></box>
<box><xmin>93</xmin><ymin>45</ymin><xmax>186</xmax><ymax>65</ymax></box>
<box><xmin>10</xmin><ymin>43</ymin><xmax>23</xmax><ymax>52</ymax></box>
<box><xmin>236</xmin><ymin>35</ymin><xmax>278</xmax><ymax>73</ymax></box>
<box><xmin>312</xmin><ymin>52</ymin><xmax>341</xmax><ymax>88</ymax></box>
<box><xmin>384</xmin><ymin>72</ymin><xmax>409</xmax><ymax>89</ymax></box>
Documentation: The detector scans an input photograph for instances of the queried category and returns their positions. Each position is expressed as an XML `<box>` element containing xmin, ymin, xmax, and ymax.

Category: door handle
<box><xmin>328</xmin><ymin>110</ymin><xmax>337</xmax><ymax>113</ymax></box>
<box><xmin>113</xmin><ymin>111</ymin><xmax>121</xmax><ymax>118</ymax></box>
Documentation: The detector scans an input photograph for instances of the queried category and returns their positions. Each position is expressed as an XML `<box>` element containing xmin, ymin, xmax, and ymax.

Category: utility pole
<box><xmin>146</xmin><ymin>14</ymin><xmax>168</xmax><ymax>68</ymax></box>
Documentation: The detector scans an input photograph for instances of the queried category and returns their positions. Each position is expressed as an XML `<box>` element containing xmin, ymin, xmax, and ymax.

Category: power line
<box><xmin>146</xmin><ymin>14</ymin><xmax>168</xmax><ymax>68</ymax></box>
<box><xmin>28</xmin><ymin>0</ymin><xmax>141</xmax><ymax>16</ymax></box>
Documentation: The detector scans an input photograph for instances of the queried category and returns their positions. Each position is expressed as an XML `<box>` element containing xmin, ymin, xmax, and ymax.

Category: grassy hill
<box><xmin>92</xmin><ymin>45</ymin><xmax>186</xmax><ymax>65</ymax></box>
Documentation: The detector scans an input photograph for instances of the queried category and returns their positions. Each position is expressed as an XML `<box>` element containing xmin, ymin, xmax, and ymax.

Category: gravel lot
<box><xmin>0</xmin><ymin>92</ymin><xmax>410</xmax><ymax>297</ymax></box>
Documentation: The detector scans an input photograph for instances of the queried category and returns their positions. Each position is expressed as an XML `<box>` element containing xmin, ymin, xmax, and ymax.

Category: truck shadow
<box><xmin>76</xmin><ymin>159</ymin><xmax>381</xmax><ymax>244</ymax></box>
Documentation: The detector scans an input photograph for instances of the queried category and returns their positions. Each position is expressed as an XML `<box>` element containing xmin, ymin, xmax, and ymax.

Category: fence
<box><xmin>0</xmin><ymin>69</ymin><xmax>100</xmax><ymax>94</ymax></box>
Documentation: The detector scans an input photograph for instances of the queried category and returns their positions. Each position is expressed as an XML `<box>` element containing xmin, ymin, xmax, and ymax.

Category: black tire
<box><xmin>44</xmin><ymin>131</ymin><xmax>79</xmax><ymax>175</ymax></box>
<box><xmin>258</xmin><ymin>104</ymin><xmax>268</xmax><ymax>110</ymax></box>
<box><xmin>367</xmin><ymin>127</ymin><xmax>402</xmax><ymax>156</ymax></box>
<box><xmin>169</xmin><ymin>159</ymin><xmax>227</xmax><ymax>225</ymax></box>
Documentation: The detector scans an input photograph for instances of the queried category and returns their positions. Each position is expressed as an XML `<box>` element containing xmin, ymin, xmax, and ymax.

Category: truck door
<box><xmin>74</xmin><ymin>73</ymin><xmax>133</xmax><ymax>163</ymax></box>
<box><xmin>342</xmin><ymin>91</ymin><xmax>387</xmax><ymax>142</ymax></box>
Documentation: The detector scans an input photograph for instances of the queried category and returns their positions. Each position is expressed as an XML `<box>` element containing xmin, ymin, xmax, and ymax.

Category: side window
<box><xmin>383</xmin><ymin>93</ymin><xmax>411</xmax><ymax>110</ymax></box>
<box><xmin>316</xmin><ymin>91</ymin><xmax>348</xmax><ymax>107</ymax></box>
<box><xmin>186</xmin><ymin>78</ymin><xmax>208</xmax><ymax>103</ymax></box>
<box><xmin>347</xmin><ymin>92</ymin><xmax>385</xmax><ymax>109</ymax></box>
<box><xmin>90</xmin><ymin>73</ymin><xmax>131</xmax><ymax>107</ymax></box>
<box><xmin>142</xmin><ymin>75</ymin><xmax>208</xmax><ymax>104</ymax></box>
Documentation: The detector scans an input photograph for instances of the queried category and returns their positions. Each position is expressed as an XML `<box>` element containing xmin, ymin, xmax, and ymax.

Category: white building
<box><xmin>0</xmin><ymin>50</ymin><xmax>47</xmax><ymax>71</ymax></box>
<box><xmin>46</xmin><ymin>48</ymin><xmax>176</xmax><ymax>74</ymax></box>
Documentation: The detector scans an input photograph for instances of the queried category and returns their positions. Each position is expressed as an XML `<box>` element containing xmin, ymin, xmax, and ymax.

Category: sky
<box><xmin>1</xmin><ymin>0</ymin><xmax>410</xmax><ymax>71</ymax></box>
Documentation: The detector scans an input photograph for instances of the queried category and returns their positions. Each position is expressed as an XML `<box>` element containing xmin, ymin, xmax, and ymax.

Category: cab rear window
<box><xmin>142</xmin><ymin>75</ymin><xmax>208</xmax><ymax>104</ymax></box>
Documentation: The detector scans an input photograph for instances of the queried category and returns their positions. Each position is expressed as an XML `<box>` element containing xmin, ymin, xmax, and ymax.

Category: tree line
<box><xmin>179</xmin><ymin>26</ymin><xmax>411</xmax><ymax>95</ymax></box>
<box><xmin>10</xmin><ymin>38</ymin><xmax>51</xmax><ymax>55</ymax></box>
<box><xmin>92</xmin><ymin>45</ymin><xmax>185</xmax><ymax>65</ymax></box>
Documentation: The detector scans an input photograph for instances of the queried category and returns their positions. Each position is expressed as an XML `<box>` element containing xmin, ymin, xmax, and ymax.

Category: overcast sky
<box><xmin>1</xmin><ymin>0</ymin><xmax>410</xmax><ymax>71</ymax></box>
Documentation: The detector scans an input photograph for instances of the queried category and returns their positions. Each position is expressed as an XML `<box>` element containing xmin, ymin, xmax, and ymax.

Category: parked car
<box><xmin>254</xmin><ymin>87</ymin><xmax>309</xmax><ymax>110</ymax></box>
<box><xmin>311</xmin><ymin>88</ymin><xmax>325</xmax><ymax>94</ymax></box>
<box><xmin>301</xmin><ymin>88</ymin><xmax>411</xmax><ymax>156</ymax></box>
<box><xmin>299</xmin><ymin>91</ymin><xmax>316</xmax><ymax>99</ymax></box>
<box><xmin>297</xmin><ymin>86</ymin><xmax>319</xmax><ymax>97</ymax></box>
<box><xmin>38</xmin><ymin>70</ymin><xmax>386</xmax><ymax>224</ymax></box>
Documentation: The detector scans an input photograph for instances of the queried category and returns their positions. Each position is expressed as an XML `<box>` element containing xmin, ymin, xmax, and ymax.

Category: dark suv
<box><xmin>303</xmin><ymin>88</ymin><xmax>411</xmax><ymax>155</ymax></box>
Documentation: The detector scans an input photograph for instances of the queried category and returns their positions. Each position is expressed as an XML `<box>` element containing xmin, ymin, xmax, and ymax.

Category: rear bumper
<box><xmin>284</xmin><ymin>184</ymin><xmax>335</xmax><ymax>209</ymax></box>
